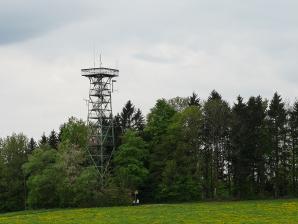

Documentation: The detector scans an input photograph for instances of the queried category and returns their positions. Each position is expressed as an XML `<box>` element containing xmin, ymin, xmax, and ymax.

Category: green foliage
<box><xmin>156</xmin><ymin>106</ymin><xmax>204</xmax><ymax>201</ymax></box>
<box><xmin>289</xmin><ymin>100</ymin><xmax>298</xmax><ymax>195</ymax></box>
<box><xmin>145</xmin><ymin>99</ymin><xmax>176</xmax><ymax>142</ymax></box>
<box><xmin>28</xmin><ymin>138</ymin><xmax>37</xmax><ymax>152</ymax></box>
<box><xmin>0</xmin><ymin>134</ymin><xmax>29</xmax><ymax>212</ymax></box>
<box><xmin>56</xmin><ymin>141</ymin><xmax>87</xmax><ymax>207</ymax></box>
<box><xmin>39</xmin><ymin>133</ymin><xmax>48</xmax><ymax>146</ymax></box>
<box><xmin>202</xmin><ymin>91</ymin><xmax>231</xmax><ymax>199</ymax></box>
<box><xmin>59</xmin><ymin>117</ymin><xmax>89</xmax><ymax>148</ymax></box>
<box><xmin>188</xmin><ymin>92</ymin><xmax>201</xmax><ymax>107</ymax></box>
<box><xmin>72</xmin><ymin>167</ymin><xmax>99</xmax><ymax>207</ymax></box>
<box><xmin>168</xmin><ymin>96</ymin><xmax>189</xmax><ymax>112</ymax></box>
<box><xmin>114</xmin><ymin>101</ymin><xmax>145</xmax><ymax>147</ymax></box>
<box><xmin>117</xmin><ymin>101</ymin><xmax>145</xmax><ymax>133</ymax></box>
<box><xmin>48</xmin><ymin>130</ymin><xmax>59</xmax><ymax>150</ymax></box>
<box><xmin>23</xmin><ymin>147</ymin><xmax>60</xmax><ymax>209</ymax></box>
<box><xmin>268</xmin><ymin>92</ymin><xmax>288</xmax><ymax>197</ymax></box>
<box><xmin>4</xmin><ymin>91</ymin><xmax>298</xmax><ymax>212</ymax></box>
<box><xmin>113</xmin><ymin>130</ymin><xmax>149</xmax><ymax>190</ymax></box>
<box><xmin>231</xmin><ymin>96</ymin><xmax>269</xmax><ymax>198</ymax></box>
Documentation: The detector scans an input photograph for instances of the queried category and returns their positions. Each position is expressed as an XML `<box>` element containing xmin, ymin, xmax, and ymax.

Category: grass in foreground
<box><xmin>1</xmin><ymin>199</ymin><xmax>298</xmax><ymax>224</ymax></box>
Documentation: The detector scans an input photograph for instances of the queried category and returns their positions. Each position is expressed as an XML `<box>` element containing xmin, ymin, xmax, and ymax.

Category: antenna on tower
<box><xmin>93</xmin><ymin>49</ymin><xmax>96</xmax><ymax>68</ymax></box>
<box><xmin>99</xmin><ymin>54</ymin><xmax>102</xmax><ymax>68</ymax></box>
<box><xmin>83</xmin><ymin>98</ymin><xmax>89</xmax><ymax>106</ymax></box>
<box><xmin>92</xmin><ymin>42</ymin><xmax>96</xmax><ymax>68</ymax></box>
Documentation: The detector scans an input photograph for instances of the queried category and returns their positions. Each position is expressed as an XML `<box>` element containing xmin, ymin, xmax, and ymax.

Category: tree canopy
<box><xmin>2</xmin><ymin>92</ymin><xmax>298</xmax><ymax>212</ymax></box>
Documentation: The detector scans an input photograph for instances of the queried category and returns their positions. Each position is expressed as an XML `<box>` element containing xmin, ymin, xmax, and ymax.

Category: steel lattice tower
<box><xmin>82</xmin><ymin>66</ymin><xmax>118</xmax><ymax>183</ymax></box>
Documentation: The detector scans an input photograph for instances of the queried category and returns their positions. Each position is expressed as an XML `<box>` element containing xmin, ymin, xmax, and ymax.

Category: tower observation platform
<box><xmin>82</xmin><ymin>66</ymin><xmax>119</xmax><ymax>185</ymax></box>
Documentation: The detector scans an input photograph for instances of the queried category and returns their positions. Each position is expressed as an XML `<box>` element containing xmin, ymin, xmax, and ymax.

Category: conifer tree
<box><xmin>120</xmin><ymin>100</ymin><xmax>135</xmax><ymax>131</ymax></box>
<box><xmin>29</xmin><ymin>138</ymin><xmax>37</xmax><ymax>152</ymax></box>
<box><xmin>289</xmin><ymin>100</ymin><xmax>298</xmax><ymax>195</ymax></box>
<box><xmin>231</xmin><ymin>96</ymin><xmax>247</xmax><ymax>198</ymax></box>
<box><xmin>268</xmin><ymin>92</ymin><xmax>287</xmax><ymax>197</ymax></box>
<box><xmin>188</xmin><ymin>92</ymin><xmax>201</xmax><ymax>107</ymax></box>
<box><xmin>39</xmin><ymin>133</ymin><xmax>48</xmax><ymax>146</ymax></box>
<box><xmin>48</xmin><ymin>130</ymin><xmax>59</xmax><ymax>149</ymax></box>
<box><xmin>202</xmin><ymin>90</ymin><xmax>231</xmax><ymax>199</ymax></box>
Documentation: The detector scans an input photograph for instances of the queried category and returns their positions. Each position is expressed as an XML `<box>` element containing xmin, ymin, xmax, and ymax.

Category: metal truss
<box><xmin>82</xmin><ymin>67</ymin><xmax>118</xmax><ymax>184</ymax></box>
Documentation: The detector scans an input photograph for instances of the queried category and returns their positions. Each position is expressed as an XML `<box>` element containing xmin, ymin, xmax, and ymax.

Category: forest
<box><xmin>1</xmin><ymin>90</ymin><xmax>298</xmax><ymax>212</ymax></box>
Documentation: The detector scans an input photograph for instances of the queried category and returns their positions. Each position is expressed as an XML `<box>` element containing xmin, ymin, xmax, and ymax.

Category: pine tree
<box><xmin>289</xmin><ymin>100</ymin><xmax>298</xmax><ymax>195</ymax></box>
<box><xmin>188</xmin><ymin>92</ymin><xmax>200</xmax><ymax>107</ymax></box>
<box><xmin>120</xmin><ymin>100</ymin><xmax>135</xmax><ymax>131</ymax></box>
<box><xmin>39</xmin><ymin>133</ymin><xmax>48</xmax><ymax>146</ymax></box>
<box><xmin>114</xmin><ymin>114</ymin><xmax>123</xmax><ymax>148</ymax></box>
<box><xmin>132</xmin><ymin>109</ymin><xmax>145</xmax><ymax>132</ymax></box>
<box><xmin>202</xmin><ymin>90</ymin><xmax>231</xmax><ymax>199</ymax></box>
<box><xmin>231</xmin><ymin>96</ymin><xmax>247</xmax><ymax>198</ymax></box>
<box><xmin>29</xmin><ymin>138</ymin><xmax>37</xmax><ymax>152</ymax></box>
<box><xmin>117</xmin><ymin>101</ymin><xmax>145</xmax><ymax>134</ymax></box>
<box><xmin>245</xmin><ymin>96</ymin><xmax>268</xmax><ymax>197</ymax></box>
<box><xmin>268</xmin><ymin>92</ymin><xmax>287</xmax><ymax>197</ymax></box>
<box><xmin>48</xmin><ymin>130</ymin><xmax>59</xmax><ymax>150</ymax></box>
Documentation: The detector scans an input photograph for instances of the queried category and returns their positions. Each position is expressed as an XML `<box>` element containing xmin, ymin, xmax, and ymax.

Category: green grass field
<box><xmin>1</xmin><ymin>199</ymin><xmax>298</xmax><ymax>224</ymax></box>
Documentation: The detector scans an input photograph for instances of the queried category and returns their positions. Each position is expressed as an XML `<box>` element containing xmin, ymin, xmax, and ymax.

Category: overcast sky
<box><xmin>1</xmin><ymin>0</ymin><xmax>298</xmax><ymax>139</ymax></box>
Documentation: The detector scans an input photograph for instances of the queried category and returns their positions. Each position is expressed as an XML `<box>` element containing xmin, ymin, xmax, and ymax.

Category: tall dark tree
<box><xmin>289</xmin><ymin>100</ymin><xmax>298</xmax><ymax>195</ymax></box>
<box><xmin>188</xmin><ymin>92</ymin><xmax>201</xmax><ymax>107</ymax></box>
<box><xmin>132</xmin><ymin>108</ymin><xmax>145</xmax><ymax>132</ymax></box>
<box><xmin>231</xmin><ymin>96</ymin><xmax>248</xmax><ymax>198</ymax></box>
<box><xmin>120</xmin><ymin>100</ymin><xmax>135</xmax><ymax>131</ymax></box>
<box><xmin>202</xmin><ymin>90</ymin><xmax>231</xmax><ymax>199</ymax></box>
<box><xmin>268</xmin><ymin>92</ymin><xmax>288</xmax><ymax>197</ymax></box>
<box><xmin>209</xmin><ymin>90</ymin><xmax>222</xmax><ymax>101</ymax></box>
<box><xmin>118</xmin><ymin>100</ymin><xmax>145</xmax><ymax>133</ymax></box>
<box><xmin>29</xmin><ymin>138</ymin><xmax>37</xmax><ymax>152</ymax></box>
<box><xmin>244</xmin><ymin>96</ymin><xmax>268</xmax><ymax>197</ymax></box>
<box><xmin>247</xmin><ymin>96</ymin><xmax>269</xmax><ymax>197</ymax></box>
<box><xmin>114</xmin><ymin>114</ymin><xmax>123</xmax><ymax>148</ymax></box>
<box><xmin>48</xmin><ymin>130</ymin><xmax>59</xmax><ymax>150</ymax></box>
<box><xmin>114</xmin><ymin>101</ymin><xmax>145</xmax><ymax>148</ymax></box>
<box><xmin>39</xmin><ymin>133</ymin><xmax>48</xmax><ymax>146</ymax></box>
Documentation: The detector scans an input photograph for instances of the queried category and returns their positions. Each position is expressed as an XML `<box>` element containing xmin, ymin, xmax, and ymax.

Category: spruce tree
<box><xmin>132</xmin><ymin>108</ymin><xmax>145</xmax><ymax>132</ymax></box>
<box><xmin>188</xmin><ymin>92</ymin><xmax>200</xmax><ymax>107</ymax></box>
<box><xmin>48</xmin><ymin>130</ymin><xmax>59</xmax><ymax>150</ymax></box>
<box><xmin>202</xmin><ymin>90</ymin><xmax>231</xmax><ymax>199</ymax></box>
<box><xmin>289</xmin><ymin>100</ymin><xmax>298</xmax><ymax>195</ymax></box>
<box><xmin>231</xmin><ymin>96</ymin><xmax>247</xmax><ymax>198</ymax></box>
<box><xmin>120</xmin><ymin>100</ymin><xmax>135</xmax><ymax>131</ymax></box>
<box><xmin>29</xmin><ymin>138</ymin><xmax>37</xmax><ymax>152</ymax></box>
<box><xmin>39</xmin><ymin>133</ymin><xmax>48</xmax><ymax>146</ymax></box>
<box><xmin>268</xmin><ymin>92</ymin><xmax>287</xmax><ymax>197</ymax></box>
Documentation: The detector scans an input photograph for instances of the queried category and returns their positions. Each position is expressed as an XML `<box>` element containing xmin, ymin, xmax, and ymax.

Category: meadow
<box><xmin>1</xmin><ymin>199</ymin><xmax>298</xmax><ymax>224</ymax></box>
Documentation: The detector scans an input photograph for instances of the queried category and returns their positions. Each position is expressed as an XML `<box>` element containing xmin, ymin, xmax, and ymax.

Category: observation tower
<box><xmin>82</xmin><ymin>66</ymin><xmax>118</xmax><ymax>185</ymax></box>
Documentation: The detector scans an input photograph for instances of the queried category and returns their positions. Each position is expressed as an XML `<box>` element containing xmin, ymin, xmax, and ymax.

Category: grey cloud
<box><xmin>0</xmin><ymin>0</ymin><xmax>100</xmax><ymax>44</ymax></box>
<box><xmin>133</xmin><ymin>53</ymin><xmax>177</xmax><ymax>64</ymax></box>
<box><xmin>1</xmin><ymin>0</ymin><xmax>298</xmax><ymax>139</ymax></box>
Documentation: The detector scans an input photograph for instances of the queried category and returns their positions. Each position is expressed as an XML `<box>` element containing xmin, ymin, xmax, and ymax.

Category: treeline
<box><xmin>1</xmin><ymin>91</ymin><xmax>298</xmax><ymax>212</ymax></box>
